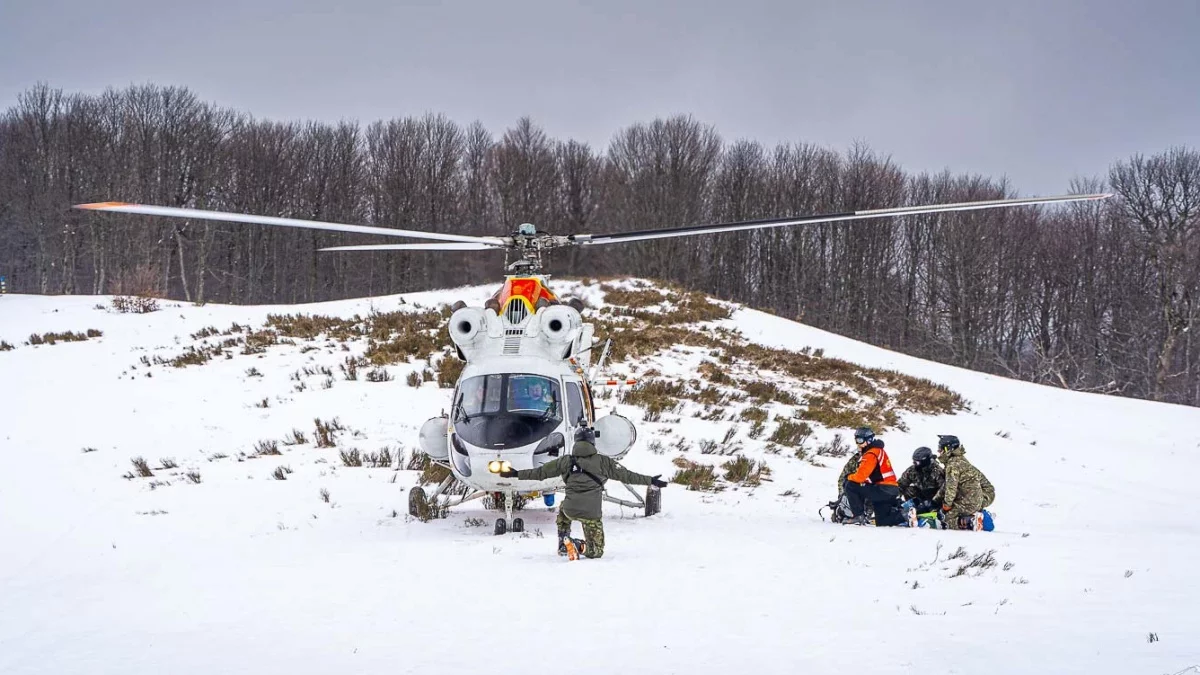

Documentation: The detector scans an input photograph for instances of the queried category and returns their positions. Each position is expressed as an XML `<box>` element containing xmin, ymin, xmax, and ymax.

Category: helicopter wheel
<box><xmin>494</xmin><ymin>518</ymin><xmax>507</xmax><ymax>536</ymax></box>
<box><xmin>408</xmin><ymin>486</ymin><xmax>430</xmax><ymax>520</ymax></box>
<box><xmin>645</xmin><ymin>486</ymin><xmax>662</xmax><ymax>517</ymax></box>
<box><xmin>512</xmin><ymin>518</ymin><xmax>525</xmax><ymax>533</ymax></box>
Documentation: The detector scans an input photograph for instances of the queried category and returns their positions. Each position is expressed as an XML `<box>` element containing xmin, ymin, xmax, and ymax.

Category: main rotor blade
<box><xmin>74</xmin><ymin>202</ymin><xmax>505</xmax><ymax>245</ymax></box>
<box><xmin>571</xmin><ymin>193</ymin><xmax>1111</xmax><ymax>246</ymax></box>
<box><xmin>318</xmin><ymin>243</ymin><xmax>504</xmax><ymax>251</ymax></box>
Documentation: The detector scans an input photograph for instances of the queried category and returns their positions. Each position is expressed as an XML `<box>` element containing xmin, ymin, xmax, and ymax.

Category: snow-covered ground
<box><xmin>2</xmin><ymin>282</ymin><xmax>1198</xmax><ymax>675</ymax></box>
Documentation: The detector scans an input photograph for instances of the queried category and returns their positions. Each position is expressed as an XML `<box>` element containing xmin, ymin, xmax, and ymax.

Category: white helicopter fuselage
<box><xmin>418</xmin><ymin>277</ymin><xmax>637</xmax><ymax>501</ymax></box>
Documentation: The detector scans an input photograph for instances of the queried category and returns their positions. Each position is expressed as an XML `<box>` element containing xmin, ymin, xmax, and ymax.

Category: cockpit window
<box><xmin>453</xmin><ymin>374</ymin><xmax>563</xmax><ymax>449</ymax></box>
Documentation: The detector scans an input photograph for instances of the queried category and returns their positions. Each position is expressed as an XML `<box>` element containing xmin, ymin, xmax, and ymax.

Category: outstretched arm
<box><xmin>516</xmin><ymin>457</ymin><xmax>564</xmax><ymax>481</ymax></box>
<box><xmin>598</xmin><ymin>455</ymin><xmax>654</xmax><ymax>486</ymax></box>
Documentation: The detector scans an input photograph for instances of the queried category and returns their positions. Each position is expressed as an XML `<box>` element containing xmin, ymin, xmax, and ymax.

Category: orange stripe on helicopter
<box><xmin>494</xmin><ymin>276</ymin><xmax>558</xmax><ymax>312</ymax></box>
<box><xmin>75</xmin><ymin>202</ymin><xmax>136</xmax><ymax>209</ymax></box>
<box><xmin>600</xmin><ymin>379</ymin><xmax>638</xmax><ymax>385</ymax></box>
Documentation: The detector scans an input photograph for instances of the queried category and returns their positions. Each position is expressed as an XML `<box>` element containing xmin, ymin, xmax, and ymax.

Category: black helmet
<box><xmin>938</xmin><ymin>435</ymin><xmax>961</xmax><ymax>452</ymax></box>
<box><xmin>913</xmin><ymin>446</ymin><xmax>934</xmax><ymax>468</ymax></box>
<box><xmin>574</xmin><ymin>426</ymin><xmax>596</xmax><ymax>444</ymax></box>
<box><xmin>853</xmin><ymin>427</ymin><xmax>875</xmax><ymax>445</ymax></box>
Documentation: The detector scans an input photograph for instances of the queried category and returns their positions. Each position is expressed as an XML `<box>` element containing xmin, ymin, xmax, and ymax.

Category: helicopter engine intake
<box><xmin>535</xmin><ymin>304</ymin><xmax>581</xmax><ymax>345</ymax></box>
<box><xmin>449</xmin><ymin>307</ymin><xmax>489</xmax><ymax>350</ymax></box>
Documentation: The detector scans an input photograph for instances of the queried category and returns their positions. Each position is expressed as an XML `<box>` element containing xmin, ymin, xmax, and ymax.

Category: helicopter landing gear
<box><xmin>492</xmin><ymin>491</ymin><xmax>524</xmax><ymax>535</ymax></box>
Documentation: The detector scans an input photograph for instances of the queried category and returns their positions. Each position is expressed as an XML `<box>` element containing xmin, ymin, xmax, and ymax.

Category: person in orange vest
<box><xmin>842</xmin><ymin>427</ymin><xmax>906</xmax><ymax>526</ymax></box>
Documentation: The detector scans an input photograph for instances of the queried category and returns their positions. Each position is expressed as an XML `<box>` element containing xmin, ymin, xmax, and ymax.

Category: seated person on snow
<box><xmin>841</xmin><ymin>427</ymin><xmax>906</xmax><ymax>526</ymax></box>
<box><xmin>500</xmin><ymin>427</ymin><xmax>668</xmax><ymax>559</ymax></box>
<box><xmin>899</xmin><ymin>446</ymin><xmax>945</xmax><ymax>517</ymax></box>
<box><xmin>935</xmin><ymin>435</ymin><xmax>995</xmax><ymax>530</ymax></box>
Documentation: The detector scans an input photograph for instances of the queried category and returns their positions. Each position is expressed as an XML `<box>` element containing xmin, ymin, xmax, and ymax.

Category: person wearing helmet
<box><xmin>935</xmin><ymin>435</ymin><xmax>995</xmax><ymax>530</ymax></box>
<box><xmin>899</xmin><ymin>446</ymin><xmax>946</xmax><ymax>514</ymax></box>
<box><xmin>500</xmin><ymin>426</ymin><xmax>668</xmax><ymax>559</ymax></box>
<box><xmin>841</xmin><ymin>426</ymin><xmax>905</xmax><ymax>526</ymax></box>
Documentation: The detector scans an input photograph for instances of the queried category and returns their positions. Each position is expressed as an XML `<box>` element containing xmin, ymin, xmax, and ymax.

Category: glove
<box><xmin>499</xmin><ymin>468</ymin><xmax>519</xmax><ymax>478</ymax></box>
<box><xmin>942</xmin><ymin>504</ymin><xmax>951</xmax><ymax>512</ymax></box>
<box><xmin>650</xmin><ymin>475</ymin><xmax>669</xmax><ymax>488</ymax></box>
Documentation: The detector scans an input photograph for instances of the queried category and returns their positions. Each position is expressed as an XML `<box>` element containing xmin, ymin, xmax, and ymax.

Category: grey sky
<box><xmin>2</xmin><ymin>0</ymin><xmax>1198</xmax><ymax>196</ymax></box>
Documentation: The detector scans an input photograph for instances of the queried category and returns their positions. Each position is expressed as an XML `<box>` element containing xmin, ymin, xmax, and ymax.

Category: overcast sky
<box><xmin>2</xmin><ymin>0</ymin><xmax>1197</xmax><ymax>196</ymax></box>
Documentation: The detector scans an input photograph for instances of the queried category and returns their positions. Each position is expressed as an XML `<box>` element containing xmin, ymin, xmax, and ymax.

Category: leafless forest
<box><xmin>1</xmin><ymin>83</ymin><xmax>1197</xmax><ymax>407</ymax></box>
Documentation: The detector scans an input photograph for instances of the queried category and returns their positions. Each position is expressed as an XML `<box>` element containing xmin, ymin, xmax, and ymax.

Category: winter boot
<box><xmin>901</xmin><ymin>499</ymin><xmax>918</xmax><ymax>528</ymax></box>
<box><xmin>557</xmin><ymin>526</ymin><xmax>571</xmax><ymax>556</ymax></box>
<box><xmin>563</xmin><ymin>536</ymin><xmax>587</xmax><ymax>561</ymax></box>
<box><xmin>844</xmin><ymin>514</ymin><xmax>870</xmax><ymax>526</ymax></box>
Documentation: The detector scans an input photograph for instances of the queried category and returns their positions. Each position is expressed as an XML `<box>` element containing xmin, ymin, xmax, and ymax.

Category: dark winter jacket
<box><xmin>516</xmin><ymin>440</ymin><xmax>654</xmax><ymax>520</ymax></box>
<box><xmin>899</xmin><ymin>463</ymin><xmax>946</xmax><ymax>504</ymax></box>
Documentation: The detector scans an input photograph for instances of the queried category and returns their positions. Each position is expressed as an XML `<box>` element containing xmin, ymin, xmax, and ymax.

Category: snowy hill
<box><xmin>2</xmin><ymin>280</ymin><xmax>1199</xmax><ymax>675</ymax></box>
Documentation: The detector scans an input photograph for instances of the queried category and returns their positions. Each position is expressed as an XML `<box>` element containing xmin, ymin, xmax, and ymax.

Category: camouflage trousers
<box><xmin>945</xmin><ymin>492</ymin><xmax>985</xmax><ymax>530</ymax></box>
<box><xmin>556</xmin><ymin>511</ymin><xmax>605</xmax><ymax>559</ymax></box>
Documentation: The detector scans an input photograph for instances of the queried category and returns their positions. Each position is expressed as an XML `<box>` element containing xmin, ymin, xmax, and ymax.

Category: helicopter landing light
<box><xmin>488</xmin><ymin>460</ymin><xmax>512</xmax><ymax>474</ymax></box>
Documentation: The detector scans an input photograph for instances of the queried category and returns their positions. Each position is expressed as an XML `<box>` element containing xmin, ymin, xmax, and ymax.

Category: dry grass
<box><xmin>184</xmin><ymin>470</ymin><xmax>202</xmax><ymax>484</ymax></box>
<box><xmin>283</xmin><ymin>429</ymin><xmax>308</xmax><ymax>446</ymax></box>
<box><xmin>815</xmin><ymin>433</ymin><xmax>852</xmax><ymax>458</ymax></box>
<box><xmin>254</xmin><ymin>439</ymin><xmax>281</xmax><ymax>456</ymax></box>
<box><xmin>159</xmin><ymin>457</ymin><xmax>179</xmax><ymax>470</ymax></box>
<box><xmin>406</xmin><ymin>371</ymin><xmax>422</xmax><ymax>386</ymax></box>
<box><xmin>434</xmin><ymin>354</ymin><xmax>465</xmax><ymax>388</ymax></box>
<box><xmin>272</xmin><ymin>465</ymin><xmax>293</xmax><ymax>480</ymax></box>
<box><xmin>27</xmin><ymin>330</ymin><xmax>101</xmax><ymax>346</ymax></box>
<box><xmin>0</xmin><ymin>340</ymin><xmax>13</xmax><ymax>351</ymax></box>
<box><xmin>131</xmin><ymin>457</ymin><xmax>153</xmax><ymax>477</ymax></box>
<box><xmin>722</xmin><ymin>456</ymin><xmax>771</xmax><ymax>486</ymax></box>
<box><xmin>314</xmin><ymin>418</ymin><xmax>344</xmax><ymax>448</ymax></box>
<box><xmin>767</xmin><ymin>418</ymin><xmax>814</xmax><ymax>448</ymax></box>
<box><xmin>111</xmin><ymin>295</ymin><xmax>159</xmax><ymax>313</ymax></box>
<box><xmin>339</xmin><ymin>449</ymin><xmax>363</xmax><ymax>467</ymax></box>
<box><xmin>365</xmin><ymin>367</ymin><xmax>393</xmax><ymax>382</ymax></box>
<box><xmin>671</xmin><ymin>458</ymin><xmax>720</xmax><ymax>491</ymax></box>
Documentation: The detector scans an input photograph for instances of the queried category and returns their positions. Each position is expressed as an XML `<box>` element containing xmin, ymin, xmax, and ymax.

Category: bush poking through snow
<box><xmin>184</xmin><ymin>471</ymin><xmax>202</xmax><ymax>484</ymax></box>
<box><xmin>255</xmin><ymin>398</ymin><xmax>270</xmax><ymax>409</ymax></box>
<box><xmin>365</xmin><ymin>367</ymin><xmax>393</xmax><ymax>382</ymax></box>
<box><xmin>671</xmin><ymin>458</ymin><xmax>720</xmax><ymax>491</ymax></box>
<box><xmin>722</xmin><ymin>456</ymin><xmax>771</xmax><ymax>486</ymax></box>
<box><xmin>283</xmin><ymin>429</ymin><xmax>308</xmax><ymax>446</ymax></box>
<box><xmin>0</xmin><ymin>340</ymin><xmax>15</xmax><ymax>351</ymax></box>
<box><xmin>768</xmin><ymin>419</ymin><xmax>813</xmax><ymax>448</ymax></box>
<box><xmin>81</xmin><ymin>446</ymin><xmax>98</xmax><ymax>453</ymax></box>
<box><xmin>245</xmin><ymin>367</ymin><xmax>263</xmax><ymax>378</ymax></box>
<box><xmin>320</xmin><ymin>488</ymin><xmax>331</xmax><ymax>503</ymax></box>
<box><xmin>130</xmin><ymin>457</ymin><xmax>153</xmax><ymax>477</ymax></box>
<box><xmin>254</xmin><ymin>440</ymin><xmax>281</xmax><ymax>456</ymax></box>
<box><xmin>160</xmin><ymin>457</ymin><xmax>179</xmax><ymax>470</ymax></box>
<box><xmin>951</xmin><ymin>549</ymin><xmax>998</xmax><ymax>578</ymax></box>
<box><xmin>815</xmin><ymin>433</ymin><xmax>851</xmax><ymax>458</ymax></box>
<box><xmin>340</xmin><ymin>355</ymin><xmax>367</xmax><ymax>381</ymax></box>
<box><xmin>406</xmin><ymin>371</ymin><xmax>422</xmax><ymax>386</ymax></box>
<box><xmin>111</xmin><ymin>295</ymin><xmax>159</xmax><ymax>314</ymax></box>
<box><xmin>272</xmin><ymin>466</ymin><xmax>293</xmax><ymax>480</ymax></box>
<box><xmin>314</xmin><ymin>418</ymin><xmax>344</xmax><ymax>448</ymax></box>
<box><xmin>339</xmin><ymin>449</ymin><xmax>363</xmax><ymax>467</ymax></box>
<box><xmin>434</xmin><ymin>354</ymin><xmax>465</xmax><ymax>388</ymax></box>
<box><xmin>27</xmin><ymin>330</ymin><xmax>101</xmax><ymax>346</ymax></box>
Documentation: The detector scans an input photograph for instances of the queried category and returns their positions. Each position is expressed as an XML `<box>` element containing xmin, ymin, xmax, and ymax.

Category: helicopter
<box><xmin>75</xmin><ymin>191</ymin><xmax>1110</xmax><ymax>535</ymax></box>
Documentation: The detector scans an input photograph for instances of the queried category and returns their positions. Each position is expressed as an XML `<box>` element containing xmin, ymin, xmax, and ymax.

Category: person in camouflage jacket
<box><xmin>899</xmin><ymin>446</ymin><xmax>945</xmax><ymax>514</ymax></box>
<box><xmin>502</xmin><ymin>428</ymin><xmax>667</xmax><ymax>558</ymax></box>
<box><xmin>935</xmin><ymin>435</ymin><xmax>995</xmax><ymax>530</ymax></box>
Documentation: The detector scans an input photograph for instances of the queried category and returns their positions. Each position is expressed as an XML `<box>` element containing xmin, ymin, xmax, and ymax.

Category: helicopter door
<box><xmin>564</xmin><ymin>381</ymin><xmax>589</xmax><ymax>427</ymax></box>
